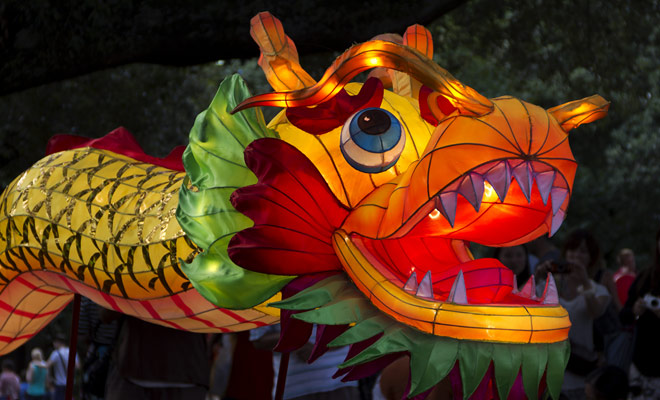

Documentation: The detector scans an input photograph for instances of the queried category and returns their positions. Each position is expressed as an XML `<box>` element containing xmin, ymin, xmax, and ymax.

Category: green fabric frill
<box><xmin>271</xmin><ymin>274</ymin><xmax>570</xmax><ymax>400</ymax></box>
<box><xmin>176</xmin><ymin>74</ymin><xmax>294</xmax><ymax>309</ymax></box>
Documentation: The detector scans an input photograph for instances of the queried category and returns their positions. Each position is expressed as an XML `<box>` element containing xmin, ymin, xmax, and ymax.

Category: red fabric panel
<box><xmin>418</xmin><ymin>86</ymin><xmax>458</xmax><ymax>126</ymax></box>
<box><xmin>286</xmin><ymin>77</ymin><xmax>384</xmax><ymax>135</ymax></box>
<box><xmin>229</xmin><ymin>138</ymin><xmax>349</xmax><ymax>276</ymax></box>
<box><xmin>46</xmin><ymin>127</ymin><xmax>185</xmax><ymax>171</ymax></box>
<box><xmin>418</xmin><ymin>86</ymin><xmax>439</xmax><ymax>126</ymax></box>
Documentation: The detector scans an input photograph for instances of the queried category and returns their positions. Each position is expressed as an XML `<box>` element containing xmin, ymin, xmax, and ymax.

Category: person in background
<box><xmin>0</xmin><ymin>359</ymin><xmax>20</xmax><ymax>400</ymax></box>
<box><xmin>535</xmin><ymin>229</ymin><xmax>611</xmax><ymax>400</ymax></box>
<box><xmin>78</xmin><ymin>297</ymin><xmax>119</xmax><ymax>400</ymax></box>
<box><xmin>250</xmin><ymin>325</ymin><xmax>360</xmax><ymax>400</ymax></box>
<box><xmin>527</xmin><ymin>236</ymin><xmax>560</xmax><ymax>273</ymax></box>
<box><xmin>26</xmin><ymin>348</ymin><xmax>48</xmax><ymax>400</ymax></box>
<box><xmin>494</xmin><ymin>245</ymin><xmax>532</xmax><ymax>289</ymax></box>
<box><xmin>584</xmin><ymin>365</ymin><xmax>629</xmax><ymax>400</ymax></box>
<box><xmin>613</xmin><ymin>248</ymin><xmax>637</xmax><ymax>306</ymax></box>
<box><xmin>103</xmin><ymin>315</ymin><xmax>210</xmax><ymax>400</ymax></box>
<box><xmin>620</xmin><ymin>227</ymin><xmax>660</xmax><ymax>399</ymax></box>
<box><xmin>47</xmin><ymin>334</ymin><xmax>79</xmax><ymax>400</ymax></box>
<box><xmin>372</xmin><ymin>356</ymin><xmax>451</xmax><ymax>400</ymax></box>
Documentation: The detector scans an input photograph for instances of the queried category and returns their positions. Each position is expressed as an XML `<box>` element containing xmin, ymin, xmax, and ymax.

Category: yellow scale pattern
<box><xmin>0</xmin><ymin>147</ymin><xmax>197</xmax><ymax>298</ymax></box>
<box><xmin>0</xmin><ymin>146</ymin><xmax>280</xmax><ymax>355</ymax></box>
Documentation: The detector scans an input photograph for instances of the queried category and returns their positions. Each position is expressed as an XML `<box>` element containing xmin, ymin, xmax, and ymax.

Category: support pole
<box><xmin>274</xmin><ymin>351</ymin><xmax>290</xmax><ymax>400</ymax></box>
<box><xmin>66</xmin><ymin>294</ymin><xmax>81</xmax><ymax>400</ymax></box>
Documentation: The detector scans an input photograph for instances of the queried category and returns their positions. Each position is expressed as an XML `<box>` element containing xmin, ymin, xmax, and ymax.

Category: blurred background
<box><xmin>1</xmin><ymin>1</ymin><xmax>659</xmax><ymax>290</ymax></box>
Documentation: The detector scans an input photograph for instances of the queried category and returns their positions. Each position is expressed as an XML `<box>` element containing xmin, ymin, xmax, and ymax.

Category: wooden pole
<box><xmin>274</xmin><ymin>351</ymin><xmax>290</xmax><ymax>400</ymax></box>
<box><xmin>66</xmin><ymin>294</ymin><xmax>81</xmax><ymax>400</ymax></box>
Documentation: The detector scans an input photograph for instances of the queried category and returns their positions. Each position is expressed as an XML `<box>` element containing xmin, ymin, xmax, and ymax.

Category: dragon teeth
<box><xmin>511</xmin><ymin>274</ymin><xmax>519</xmax><ymax>293</ymax></box>
<box><xmin>541</xmin><ymin>273</ymin><xmax>559</xmax><ymax>305</ymax></box>
<box><xmin>484</xmin><ymin>161</ymin><xmax>511</xmax><ymax>202</ymax></box>
<box><xmin>548</xmin><ymin>208</ymin><xmax>566</xmax><ymax>237</ymax></box>
<box><xmin>435</xmin><ymin>192</ymin><xmax>457</xmax><ymax>227</ymax></box>
<box><xmin>534</xmin><ymin>170</ymin><xmax>555</xmax><ymax>206</ymax></box>
<box><xmin>429</xmin><ymin>160</ymin><xmax>568</xmax><ymax>229</ymax></box>
<box><xmin>550</xmin><ymin>187</ymin><xmax>568</xmax><ymax>215</ymax></box>
<box><xmin>458</xmin><ymin>172</ymin><xmax>484</xmax><ymax>212</ymax></box>
<box><xmin>518</xmin><ymin>275</ymin><xmax>537</xmax><ymax>299</ymax></box>
<box><xmin>416</xmin><ymin>271</ymin><xmax>434</xmax><ymax>299</ymax></box>
<box><xmin>512</xmin><ymin>161</ymin><xmax>533</xmax><ymax>202</ymax></box>
<box><xmin>403</xmin><ymin>271</ymin><xmax>418</xmax><ymax>292</ymax></box>
<box><xmin>448</xmin><ymin>270</ymin><xmax>468</xmax><ymax>304</ymax></box>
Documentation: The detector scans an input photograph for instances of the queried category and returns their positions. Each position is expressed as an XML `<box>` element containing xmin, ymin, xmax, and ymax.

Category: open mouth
<box><xmin>346</xmin><ymin>159</ymin><xmax>569</xmax><ymax>306</ymax></box>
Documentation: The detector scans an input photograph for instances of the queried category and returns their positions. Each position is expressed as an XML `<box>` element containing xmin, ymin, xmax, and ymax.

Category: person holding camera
<box><xmin>535</xmin><ymin>229</ymin><xmax>611</xmax><ymax>400</ymax></box>
<box><xmin>620</xmin><ymin>227</ymin><xmax>660</xmax><ymax>399</ymax></box>
<box><xmin>494</xmin><ymin>245</ymin><xmax>532</xmax><ymax>289</ymax></box>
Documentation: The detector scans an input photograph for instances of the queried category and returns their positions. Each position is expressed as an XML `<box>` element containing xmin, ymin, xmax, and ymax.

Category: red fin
<box><xmin>228</xmin><ymin>138</ymin><xmax>349</xmax><ymax>275</ymax></box>
<box><xmin>45</xmin><ymin>127</ymin><xmax>185</xmax><ymax>171</ymax></box>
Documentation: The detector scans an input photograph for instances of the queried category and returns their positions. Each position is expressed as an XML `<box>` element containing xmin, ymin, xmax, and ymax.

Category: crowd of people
<box><xmin>0</xmin><ymin>226</ymin><xmax>658</xmax><ymax>400</ymax></box>
<box><xmin>493</xmin><ymin>228</ymin><xmax>660</xmax><ymax>400</ymax></box>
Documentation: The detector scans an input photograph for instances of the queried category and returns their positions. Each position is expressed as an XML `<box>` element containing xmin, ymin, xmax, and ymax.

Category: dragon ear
<box><xmin>250</xmin><ymin>12</ymin><xmax>316</xmax><ymax>91</ymax></box>
<box><xmin>548</xmin><ymin>95</ymin><xmax>610</xmax><ymax>132</ymax></box>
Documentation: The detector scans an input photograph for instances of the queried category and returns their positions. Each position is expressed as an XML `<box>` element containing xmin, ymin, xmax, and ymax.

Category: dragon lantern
<box><xmin>0</xmin><ymin>12</ymin><xmax>608</xmax><ymax>400</ymax></box>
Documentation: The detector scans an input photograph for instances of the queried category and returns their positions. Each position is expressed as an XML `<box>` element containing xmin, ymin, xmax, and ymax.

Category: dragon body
<box><xmin>0</xmin><ymin>129</ymin><xmax>279</xmax><ymax>354</ymax></box>
<box><xmin>0</xmin><ymin>12</ymin><xmax>609</xmax><ymax>399</ymax></box>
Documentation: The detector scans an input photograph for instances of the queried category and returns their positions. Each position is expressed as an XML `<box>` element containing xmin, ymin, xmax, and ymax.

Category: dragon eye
<box><xmin>340</xmin><ymin>108</ymin><xmax>406</xmax><ymax>173</ymax></box>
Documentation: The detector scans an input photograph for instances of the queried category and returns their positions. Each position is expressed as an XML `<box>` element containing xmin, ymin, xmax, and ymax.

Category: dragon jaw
<box><xmin>315</xmin><ymin>96</ymin><xmax>579</xmax><ymax>344</ymax></box>
<box><xmin>338</xmin><ymin>96</ymin><xmax>574</xmax><ymax>307</ymax></box>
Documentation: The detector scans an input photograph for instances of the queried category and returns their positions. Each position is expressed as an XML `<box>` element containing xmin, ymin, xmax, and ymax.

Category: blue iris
<box><xmin>340</xmin><ymin>107</ymin><xmax>405</xmax><ymax>173</ymax></box>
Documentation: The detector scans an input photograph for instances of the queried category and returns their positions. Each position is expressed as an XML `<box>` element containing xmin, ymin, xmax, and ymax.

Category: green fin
<box><xmin>177</xmin><ymin>74</ymin><xmax>294</xmax><ymax>309</ymax></box>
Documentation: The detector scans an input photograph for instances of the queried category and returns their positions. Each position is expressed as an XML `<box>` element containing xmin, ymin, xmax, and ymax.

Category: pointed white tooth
<box><xmin>512</xmin><ymin>274</ymin><xmax>519</xmax><ymax>293</ymax></box>
<box><xmin>485</xmin><ymin>161</ymin><xmax>511</xmax><ymax>202</ymax></box>
<box><xmin>542</xmin><ymin>273</ymin><xmax>559</xmax><ymax>305</ymax></box>
<box><xmin>416</xmin><ymin>271</ymin><xmax>434</xmax><ymax>299</ymax></box>
<box><xmin>448</xmin><ymin>270</ymin><xmax>468</xmax><ymax>304</ymax></box>
<box><xmin>519</xmin><ymin>275</ymin><xmax>537</xmax><ymax>299</ymax></box>
<box><xmin>404</xmin><ymin>271</ymin><xmax>418</xmax><ymax>292</ymax></box>
<box><xmin>512</xmin><ymin>162</ymin><xmax>533</xmax><ymax>203</ymax></box>
<box><xmin>535</xmin><ymin>170</ymin><xmax>555</xmax><ymax>206</ymax></box>
<box><xmin>458</xmin><ymin>173</ymin><xmax>484</xmax><ymax>212</ymax></box>
<box><xmin>550</xmin><ymin>187</ymin><xmax>568</xmax><ymax>215</ymax></box>
<box><xmin>549</xmin><ymin>209</ymin><xmax>566</xmax><ymax>237</ymax></box>
<box><xmin>436</xmin><ymin>192</ymin><xmax>457</xmax><ymax>227</ymax></box>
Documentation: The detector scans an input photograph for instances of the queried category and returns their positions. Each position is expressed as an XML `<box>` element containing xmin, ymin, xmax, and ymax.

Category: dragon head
<box><xmin>176</xmin><ymin>12</ymin><xmax>611</xmax><ymax>398</ymax></box>
<box><xmin>230</xmin><ymin>13</ymin><xmax>608</xmax><ymax>344</ymax></box>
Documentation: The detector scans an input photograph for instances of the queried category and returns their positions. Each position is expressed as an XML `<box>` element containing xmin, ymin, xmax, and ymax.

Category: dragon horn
<box><xmin>389</xmin><ymin>24</ymin><xmax>434</xmax><ymax>99</ymax></box>
<box><xmin>548</xmin><ymin>94</ymin><xmax>610</xmax><ymax>132</ymax></box>
<box><xmin>250</xmin><ymin>12</ymin><xmax>316</xmax><ymax>91</ymax></box>
<box><xmin>232</xmin><ymin>39</ymin><xmax>493</xmax><ymax>116</ymax></box>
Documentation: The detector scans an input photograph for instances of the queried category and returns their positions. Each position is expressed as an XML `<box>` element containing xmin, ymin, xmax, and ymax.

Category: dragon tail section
<box><xmin>0</xmin><ymin>123</ymin><xmax>280</xmax><ymax>355</ymax></box>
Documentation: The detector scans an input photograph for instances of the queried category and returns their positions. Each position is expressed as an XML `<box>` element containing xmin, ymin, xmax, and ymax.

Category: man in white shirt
<box><xmin>47</xmin><ymin>334</ymin><xmax>79</xmax><ymax>400</ymax></box>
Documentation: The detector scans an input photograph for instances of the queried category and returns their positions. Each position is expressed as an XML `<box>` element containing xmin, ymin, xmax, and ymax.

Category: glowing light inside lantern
<box><xmin>428</xmin><ymin>208</ymin><xmax>442</xmax><ymax>219</ymax></box>
<box><xmin>483</xmin><ymin>181</ymin><xmax>497</xmax><ymax>201</ymax></box>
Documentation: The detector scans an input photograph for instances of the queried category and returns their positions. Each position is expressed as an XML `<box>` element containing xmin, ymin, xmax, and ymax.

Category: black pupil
<box><xmin>357</xmin><ymin>109</ymin><xmax>391</xmax><ymax>135</ymax></box>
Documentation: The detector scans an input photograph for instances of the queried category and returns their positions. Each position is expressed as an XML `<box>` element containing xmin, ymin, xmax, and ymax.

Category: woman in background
<box><xmin>535</xmin><ymin>229</ymin><xmax>611</xmax><ymax>400</ymax></box>
<box><xmin>26</xmin><ymin>348</ymin><xmax>47</xmax><ymax>400</ymax></box>
<box><xmin>494</xmin><ymin>245</ymin><xmax>531</xmax><ymax>289</ymax></box>
<box><xmin>620</xmin><ymin>227</ymin><xmax>660</xmax><ymax>399</ymax></box>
